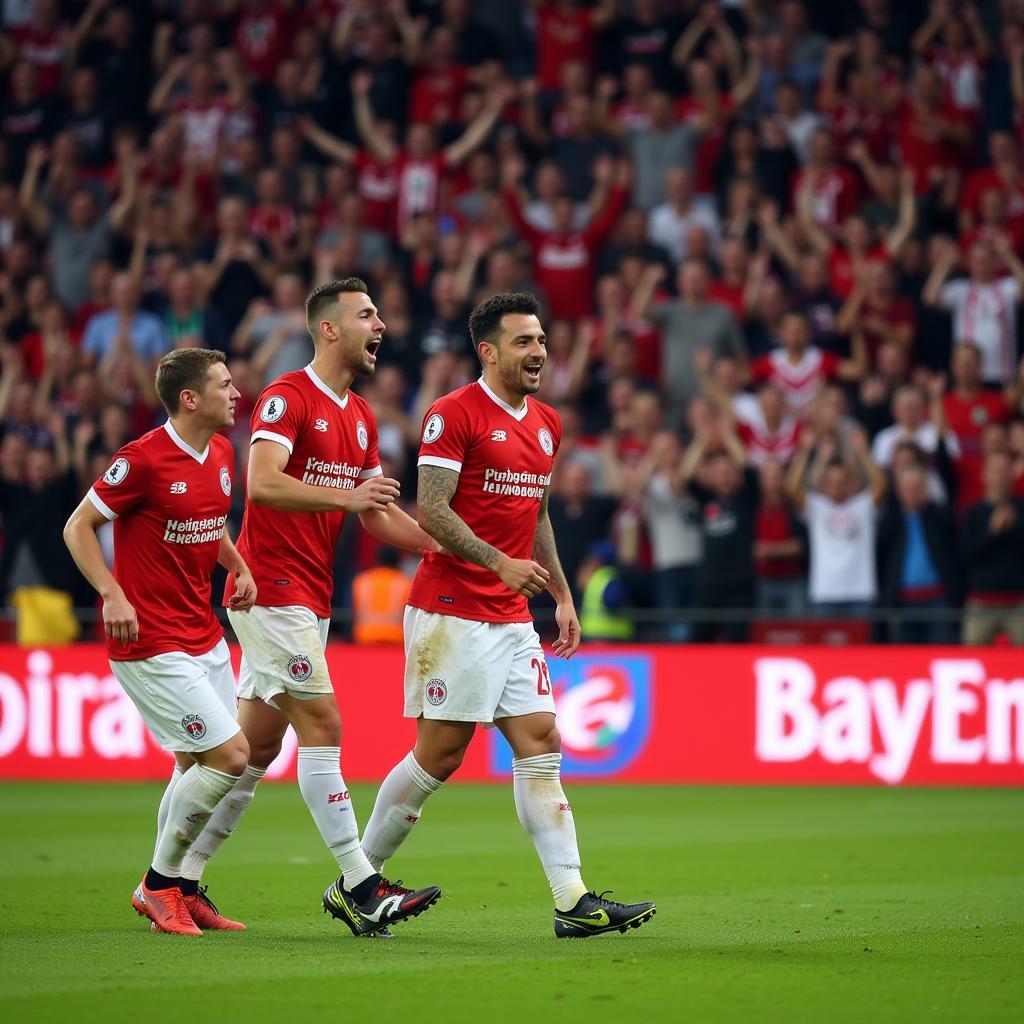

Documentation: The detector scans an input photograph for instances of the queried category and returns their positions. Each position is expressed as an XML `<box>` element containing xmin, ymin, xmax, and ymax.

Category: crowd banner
<box><xmin>0</xmin><ymin>645</ymin><xmax>1022</xmax><ymax>785</ymax></box>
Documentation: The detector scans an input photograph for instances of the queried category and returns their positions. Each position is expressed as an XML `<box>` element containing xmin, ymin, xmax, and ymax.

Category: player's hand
<box><xmin>496</xmin><ymin>555</ymin><xmax>549</xmax><ymax>598</ymax></box>
<box><xmin>227</xmin><ymin>569</ymin><xmax>257</xmax><ymax>613</ymax></box>
<box><xmin>342</xmin><ymin>476</ymin><xmax>401</xmax><ymax>513</ymax></box>
<box><xmin>552</xmin><ymin>601</ymin><xmax>581</xmax><ymax>660</ymax></box>
<box><xmin>103</xmin><ymin>590</ymin><xmax>138</xmax><ymax>646</ymax></box>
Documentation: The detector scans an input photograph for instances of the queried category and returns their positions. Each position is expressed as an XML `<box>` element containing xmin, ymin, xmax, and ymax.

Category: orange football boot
<box><xmin>132</xmin><ymin>879</ymin><xmax>202</xmax><ymax>935</ymax></box>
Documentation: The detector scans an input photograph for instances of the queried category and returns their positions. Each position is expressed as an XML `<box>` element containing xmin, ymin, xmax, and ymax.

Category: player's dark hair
<box><xmin>468</xmin><ymin>292</ymin><xmax>542</xmax><ymax>359</ymax></box>
<box><xmin>155</xmin><ymin>348</ymin><xmax>227</xmax><ymax>414</ymax></box>
<box><xmin>305</xmin><ymin>277</ymin><xmax>369</xmax><ymax>340</ymax></box>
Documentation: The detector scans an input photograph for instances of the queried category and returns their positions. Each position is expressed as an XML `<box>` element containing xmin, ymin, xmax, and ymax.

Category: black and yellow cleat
<box><xmin>323</xmin><ymin>876</ymin><xmax>441</xmax><ymax>936</ymax></box>
<box><xmin>553</xmin><ymin>891</ymin><xmax>656</xmax><ymax>938</ymax></box>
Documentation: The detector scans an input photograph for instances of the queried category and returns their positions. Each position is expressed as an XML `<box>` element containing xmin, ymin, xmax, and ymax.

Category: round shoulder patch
<box><xmin>537</xmin><ymin>427</ymin><xmax>554</xmax><ymax>457</ymax></box>
<box><xmin>423</xmin><ymin>413</ymin><xmax>445</xmax><ymax>444</ymax></box>
<box><xmin>102</xmin><ymin>457</ymin><xmax>130</xmax><ymax>486</ymax></box>
<box><xmin>260</xmin><ymin>395</ymin><xmax>287</xmax><ymax>424</ymax></box>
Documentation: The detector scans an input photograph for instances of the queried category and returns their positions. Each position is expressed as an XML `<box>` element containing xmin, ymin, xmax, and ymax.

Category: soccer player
<box><xmin>63</xmin><ymin>348</ymin><xmax>257</xmax><ymax>935</ymax></box>
<box><xmin>176</xmin><ymin>278</ymin><xmax>441</xmax><ymax>937</ymax></box>
<box><xmin>359</xmin><ymin>292</ymin><xmax>657</xmax><ymax>938</ymax></box>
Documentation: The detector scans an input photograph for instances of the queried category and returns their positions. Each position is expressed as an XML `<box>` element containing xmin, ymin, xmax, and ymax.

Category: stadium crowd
<box><xmin>2</xmin><ymin>0</ymin><xmax>1024</xmax><ymax>645</ymax></box>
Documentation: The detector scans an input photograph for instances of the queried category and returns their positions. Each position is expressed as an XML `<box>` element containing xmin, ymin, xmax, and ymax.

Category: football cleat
<box><xmin>184</xmin><ymin>886</ymin><xmax>246</xmax><ymax>931</ymax></box>
<box><xmin>322</xmin><ymin>876</ymin><xmax>441</xmax><ymax>936</ymax></box>
<box><xmin>553</xmin><ymin>891</ymin><xmax>656</xmax><ymax>938</ymax></box>
<box><xmin>132</xmin><ymin>879</ymin><xmax>202</xmax><ymax>936</ymax></box>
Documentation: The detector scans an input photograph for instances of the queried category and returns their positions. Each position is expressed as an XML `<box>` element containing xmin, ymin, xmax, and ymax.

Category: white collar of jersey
<box><xmin>304</xmin><ymin>364</ymin><xmax>350</xmax><ymax>410</ymax></box>
<box><xmin>477</xmin><ymin>377</ymin><xmax>528</xmax><ymax>421</ymax></box>
<box><xmin>163</xmin><ymin>420</ymin><xmax>209</xmax><ymax>464</ymax></box>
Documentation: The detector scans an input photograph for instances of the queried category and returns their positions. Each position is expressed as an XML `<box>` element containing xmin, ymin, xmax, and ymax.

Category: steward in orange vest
<box><xmin>352</xmin><ymin>548</ymin><xmax>410</xmax><ymax>644</ymax></box>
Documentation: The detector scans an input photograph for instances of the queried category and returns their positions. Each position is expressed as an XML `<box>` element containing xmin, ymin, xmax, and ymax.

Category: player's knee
<box><xmin>416</xmin><ymin>743</ymin><xmax>466</xmax><ymax>781</ymax></box>
<box><xmin>204</xmin><ymin>733</ymin><xmax>249</xmax><ymax>776</ymax></box>
<box><xmin>248</xmin><ymin>736</ymin><xmax>283</xmax><ymax>770</ymax></box>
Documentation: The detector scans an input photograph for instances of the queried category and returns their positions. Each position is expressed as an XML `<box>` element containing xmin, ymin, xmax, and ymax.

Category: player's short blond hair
<box><xmin>155</xmin><ymin>348</ymin><xmax>227</xmax><ymax>414</ymax></box>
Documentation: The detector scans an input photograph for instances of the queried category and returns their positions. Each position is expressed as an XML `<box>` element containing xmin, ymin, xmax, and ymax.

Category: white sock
<box><xmin>512</xmin><ymin>753</ymin><xmax>588</xmax><ymax>912</ymax></box>
<box><xmin>361</xmin><ymin>752</ymin><xmax>443</xmax><ymax>871</ymax></box>
<box><xmin>152</xmin><ymin>764</ymin><xmax>240</xmax><ymax>877</ymax></box>
<box><xmin>296</xmin><ymin>746</ymin><xmax>376</xmax><ymax>889</ymax></box>
<box><xmin>180</xmin><ymin>764</ymin><xmax>267</xmax><ymax>881</ymax></box>
<box><xmin>152</xmin><ymin>764</ymin><xmax>183</xmax><ymax>862</ymax></box>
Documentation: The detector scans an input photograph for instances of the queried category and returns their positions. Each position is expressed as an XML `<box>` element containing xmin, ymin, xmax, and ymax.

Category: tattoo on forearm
<box><xmin>533</xmin><ymin>491</ymin><xmax>570</xmax><ymax>597</ymax></box>
<box><xmin>533</xmin><ymin>515</ymin><xmax>569</xmax><ymax>596</ymax></box>
<box><xmin>418</xmin><ymin>465</ymin><xmax>502</xmax><ymax>570</ymax></box>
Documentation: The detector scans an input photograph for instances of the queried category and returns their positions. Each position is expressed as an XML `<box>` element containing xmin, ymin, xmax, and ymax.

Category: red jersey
<box><xmin>960</xmin><ymin>166</ymin><xmax>1024</xmax><ymax>220</ymax></box>
<box><xmin>12</xmin><ymin>24</ymin><xmax>68</xmax><ymax>96</ymax></box>
<box><xmin>536</xmin><ymin>4</ymin><xmax>598</xmax><ymax>91</ymax></box>
<box><xmin>87</xmin><ymin>423</ymin><xmax>233</xmax><ymax>662</ymax></box>
<box><xmin>229</xmin><ymin>365</ymin><xmax>382</xmax><ymax>618</ymax></box>
<box><xmin>235</xmin><ymin>2</ymin><xmax>289</xmax><ymax>81</ymax></box>
<box><xmin>353</xmin><ymin>150</ymin><xmax>398</xmax><ymax>235</ymax></box>
<box><xmin>899</xmin><ymin>99</ymin><xmax>970</xmax><ymax>194</ymax></box>
<box><xmin>503</xmin><ymin>186</ymin><xmax>627</xmax><ymax>320</ymax></box>
<box><xmin>410</xmin><ymin>65</ymin><xmax>471</xmax><ymax>125</ymax></box>
<box><xmin>408</xmin><ymin>379</ymin><xmax>561</xmax><ymax>623</ymax></box>
<box><xmin>791</xmin><ymin>167</ymin><xmax>860</xmax><ymax>229</ymax></box>
<box><xmin>738</xmin><ymin>416</ymin><xmax>803</xmax><ymax>466</ymax></box>
<box><xmin>826</xmin><ymin>242</ymin><xmax>891</xmax><ymax>300</ymax></box>
<box><xmin>751</xmin><ymin>347</ymin><xmax>841</xmax><ymax>416</ymax></box>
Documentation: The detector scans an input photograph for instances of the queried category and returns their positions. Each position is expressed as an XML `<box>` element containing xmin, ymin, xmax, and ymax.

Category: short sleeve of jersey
<box><xmin>250</xmin><ymin>382</ymin><xmax>306</xmax><ymax>455</ymax></box>
<box><xmin>87</xmin><ymin>441</ymin><xmax>153</xmax><ymax>521</ymax></box>
<box><xmin>417</xmin><ymin>397</ymin><xmax>473</xmax><ymax>474</ymax></box>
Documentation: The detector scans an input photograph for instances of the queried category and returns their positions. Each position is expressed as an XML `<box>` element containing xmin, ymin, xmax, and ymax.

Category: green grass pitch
<box><xmin>0</xmin><ymin>783</ymin><xmax>1022</xmax><ymax>1023</ymax></box>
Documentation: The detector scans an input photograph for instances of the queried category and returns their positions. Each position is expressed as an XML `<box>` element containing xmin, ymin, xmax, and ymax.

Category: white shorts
<box><xmin>110</xmin><ymin>638</ymin><xmax>239</xmax><ymax>754</ymax></box>
<box><xmin>403</xmin><ymin>606</ymin><xmax>556</xmax><ymax>725</ymax></box>
<box><xmin>229</xmin><ymin>605</ymin><xmax>331</xmax><ymax>707</ymax></box>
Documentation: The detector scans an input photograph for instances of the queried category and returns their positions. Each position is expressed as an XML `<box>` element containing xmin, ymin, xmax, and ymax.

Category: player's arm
<box><xmin>533</xmin><ymin>487</ymin><xmax>581</xmax><ymax>660</ymax></box>
<box><xmin>62</xmin><ymin>497</ymin><xmax>138</xmax><ymax>644</ymax></box>
<box><xmin>417</xmin><ymin>464</ymin><xmax>550</xmax><ymax>597</ymax></box>
<box><xmin>247</xmin><ymin>439</ymin><xmax>400</xmax><ymax>513</ymax></box>
<box><xmin>359</xmin><ymin>502</ymin><xmax>442</xmax><ymax>554</ymax></box>
<box><xmin>218</xmin><ymin>532</ymin><xmax>257</xmax><ymax>612</ymax></box>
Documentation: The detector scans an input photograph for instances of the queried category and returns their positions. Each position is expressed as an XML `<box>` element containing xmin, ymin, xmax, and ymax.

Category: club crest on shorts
<box><xmin>356</xmin><ymin>419</ymin><xmax>368</xmax><ymax>451</ymax></box>
<box><xmin>103</xmin><ymin>457</ymin><xmax>130</xmax><ymax>486</ymax></box>
<box><xmin>422</xmin><ymin>413</ymin><xmax>444</xmax><ymax>444</ymax></box>
<box><xmin>425</xmin><ymin>678</ymin><xmax>447</xmax><ymax>705</ymax></box>
<box><xmin>260</xmin><ymin>395</ymin><xmax>287</xmax><ymax>423</ymax></box>
<box><xmin>537</xmin><ymin>427</ymin><xmax>554</xmax><ymax>456</ymax></box>
<box><xmin>287</xmin><ymin>655</ymin><xmax>313</xmax><ymax>682</ymax></box>
<box><xmin>181</xmin><ymin>714</ymin><xmax>206</xmax><ymax>740</ymax></box>
<box><xmin>219</xmin><ymin>466</ymin><xmax>231</xmax><ymax>496</ymax></box>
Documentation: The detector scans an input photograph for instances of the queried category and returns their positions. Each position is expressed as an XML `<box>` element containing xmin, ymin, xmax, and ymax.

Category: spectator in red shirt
<box><xmin>797</xmin><ymin>168</ymin><xmax>916</xmax><ymax>300</ymax></box>
<box><xmin>502</xmin><ymin>159</ymin><xmax>628</xmax><ymax>321</ymax></box>
<box><xmin>944</xmin><ymin>342</ymin><xmax>1013</xmax><ymax>511</ymax></box>
<box><xmin>11</xmin><ymin>0</ymin><xmax>71</xmax><ymax>98</ymax></box>
<box><xmin>234</xmin><ymin>0</ymin><xmax>291</xmax><ymax>83</ymax></box>
<box><xmin>353</xmin><ymin>71</ymin><xmax>510</xmax><ymax>235</ymax></box>
<box><xmin>960</xmin><ymin>131</ymin><xmax>1024</xmax><ymax>230</ymax></box>
<box><xmin>533</xmin><ymin>0</ymin><xmax>616</xmax><ymax>93</ymax></box>
<box><xmin>409</xmin><ymin>25</ymin><xmax>472</xmax><ymax>127</ymax></box>
<box><xmin>911</xmin><ymin>2</ymin><xmax>991</xmax><ymax>117</ymax></box>
<box><xmin>959</xmin><ymin>188</ymin><xmax>1024</xmax><ymax>267</ymax></box>
<box><xmin>837</xmin><ymin>261</ymin><xmax>917</xmax><ymax>369</ymax></box>
<box><xmin>750</xmin><ymin>311</ymin><xmax>867</xmax><ymax>418</ymax></box>
<box><xmin>754</xmin><ymin>457</ymin><xmax>806</xmax><ymax>611</ymax></box>
<box><xmin>898</xmin><ymin>63</ymin><xmax>973</xmax><ymax>195</ymax></box>
<box><xmin>708</xmin><ymin>238</ymin><xmax>749</xmax><ymax>324</ymax></box>
<box><xmin>791</xmin><ymin>129</ymin><xmax>861</xmax><ymax>233</ymax></box>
